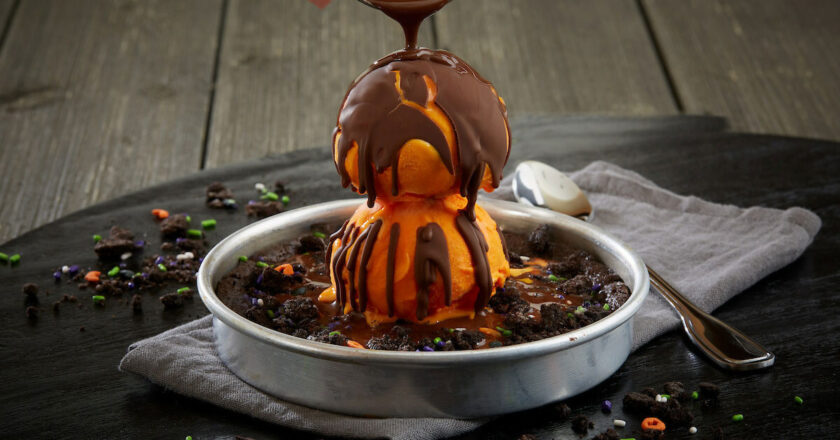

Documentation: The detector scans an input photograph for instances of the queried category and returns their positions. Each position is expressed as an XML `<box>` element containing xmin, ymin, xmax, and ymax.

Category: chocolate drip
<box><xmin>331</xmin><ymin>224</ymin><xmax>357</xmax><ymax>308</ymax></box>
<box><xmin>326</xmin><ymin>219</ymin><xmax>350</xmax><ymax>267</ymax></box>
<box><xmin>346</xmin><ymin>227</ymin><xmax>370</xmax><ymax>312</ymax></box>
<box><xmin>357</xmin><ymin>219</ymin><xmax>383</xmax><ymax>312</ymax></box>
<box><xmin>413</xmin><ymin>222</ymin><xmax>452</xmax><ymax>321</ymax></box>
<box><xmin>334</xmin><ymin>48</ymin><xmax>510</xmax><ymax>219</ymax></box>
<box><xmin>385</xmin><ymin>223</ymin><xmax>401</xmax><ymax>317</ymax></box>
<box><xmin>455</xmin><ymin>212</ymin><xmax>492</xmax><ymax>313</ymax></box>
<box><xmin>366</xmin><ymin>0</ymin><xmax>449</xmax><ymax>49</ymax></box>
<box><xmin>496</xmin><ymin>224</ymin><xmax>509</xmax><ymax>262</ymax></box>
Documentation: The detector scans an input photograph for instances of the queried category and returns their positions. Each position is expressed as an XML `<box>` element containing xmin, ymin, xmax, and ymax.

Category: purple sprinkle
<box><xmin>127</xmin><ymin>282</ymin><xmax>135</xmax><ymax>289</ymax></box>
<box><xmin>422</xmin><ymin>346</ymin><xmax>434</xmax><ymax>352</ymax></box>
<box><xmin>119</xmin><ymin>262</ymin><xmax>127</xmax><ymax>268</ymax></box>
<box><xmin>248</xmin><ymin>200</ymin><xmax>257</xmax><ymax>205</ymax></box>
<box><xmin>53</xmin><ymin>271</ymin><xmax>62</xmax><ymax>280</ymax></box>
<box><xmin>594</xmin><ymin>302</ymin><xmax>600</xmax><ymax>308</ymax></box>
<box><xmin>198</xmin><ymin>257</ymin><xmax>204</xmax><ymax>263</ymax></box>
<box><xmin>497</xmin><ymin>287</ymin><xmax>505</xmax><ymax>293</ymax></box>
<box><xmin>436</xmin><ymin>341</ymin><xmax>445</xmax><ymax>347</ymax></box>
<box><xmin>415</xmin><ymin>349</ymin><xmax>421</xmax><ymax>352</ymax></box>
<box><xmin>176</xmin><ymin>237</ymin><xmax>186</xmax><ymax>244</ymax></box>
<box><xmin>557</xmin><ymin>294</ymin><xmax>565</xmax><ymax>299</ymax></box>
<box><xmin>135</xmin><ymin>240</ymin><xmax>145</xmax><ymax>247</ymax></box>
<box><xmin>258</xmin><ymin>256</ymin><xmax>265</xmax><ymax>262</ymax></box>
<box><xmin>250</xmin><ymin>298</ymin><xmax>258</xmax><ymax>306</ymax></box>
<box><xmin>169</xmin><ymin>260</ymin><xmax>177</xmax><ymax>267</ymax></box>
<box><xmin>592</xmin><ymin>283</ymin><xmax>602</xmax><ymax>291</ymax></box>
<box><xmin>142</xmin><ymin>272</ymin><xmax>150</xmax><ymax>279</ymax></box>
<box><xmin>68</xmin><ymin>265</ymin><xmax>80</xmax><ymax>275</ymax></box>
<box><xmin>256</xmin><ymin>274</ymin><xmax>264</xmax><ymax>285</ymax></box>
<box><xmin>253</xmin><ymin>289</ymin><xmax>264</xmax><ymax>296</ymax></box>
<box><xmin>154</xmin><ymin>256</ymin><xmax>164</xmax><ymax>265</ymax></box>
<box><xmin>601</xmin><ymin>400</ymin><xmax>612</xmax><ymax>412</ymax></box>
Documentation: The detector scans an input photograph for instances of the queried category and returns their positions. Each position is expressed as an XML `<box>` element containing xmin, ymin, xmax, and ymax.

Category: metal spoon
<box><xmin>511</xmin><ymin>160</ymin><xmax>775</xmax><ymax>371</ymax></box>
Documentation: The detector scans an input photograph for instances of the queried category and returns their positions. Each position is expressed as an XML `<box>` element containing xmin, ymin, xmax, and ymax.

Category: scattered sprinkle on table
<box><xmin>92</xmin><ymin>234</ymin><xmax>102</xmax><ymax>243</ymax></box>
<box><xmin>254</xmin><ymin>182</ymin><xmax>266</xmax><ymax>192</ymax></box>
<box><xmin>601</xmin><ymin>399</ymin><xmax>612</xmax><ymax>412</ymax></box>
<box><xmin>689</xmin><ymin>426</ymin><xmax>697</xmax><ymax>434</ymax></box>
<box><xmin>256</xmin><ymin>261</ymin><xmax>269</xmax><ymax>268</ymax></box>
<box><xmin>613</xmin><ymin>419</ymin><xmax>626</xmax><ymax>427</ymax></box>
<box><xmin>691</xmin><ymin>391</ymin><xmax>699</xmax><ymax>400</ymax></box>
<box><xmin>157</xmin><ymin>264</ymin><xmax>168</xmax><ymax>272</ymax></box>
<box><xmin>732</xmin><ymin>414</ymin><xmax>744</xmax><ymax>422</ymax></box>
<box><xmin>107</xmin><ymin>266</ymin><xmax>120</xmax><ymax>277</ymax></box>
<box><xmin>177</xmin><ymin>287</ymin><xmax>191</xmax><ymax>294</ymax></box>
<box><xmin>281</xmin><ymin>195</ymin><xmax>290</xmax><ymax>205</ymax></box>
<box><xmin>261</xmin><ymin>192</ymin><xmax>279</xmax><ymax>201</ymax></box>
<box><xmin>92</xmin><ymin>295</ymin><xmax>105</xmax><ymax>305</ymax></box>
<box><xmin>201</xmin><ymin>219</ymin><xmax>217</xmax><ymax>229</ymax></box>
<box><xmin>187</xmin><ymin>229</ymin><xmax>203</xmax><ymax>239</ymax></box>
<box><xmin>151</xmin><ymin>208</ymin><xmax>169</xmax><ymax>219</ymax></box>
<box><xmin>794</xmin><ymin>395</ymin><xmax>803</xmax><ymax>405</ymax></box>
<box><xmin>0</xmin><ymin>252</ymin><xmax>8</xmax><ymax>264</ymax></box>
<box><xmin>84</xmin><ymin>271</ymin><xmax>101</xmax><ymax>283</ymax></box>
<box><xmin>312</xmin><ymin>231</ymin><xmax>326</xmax><ymax>238</ymax></box>
<box><xmin>9</xmin><ymin>254</ymin><xmax>21</xmax><ymax>266</ymax></box>
<box><xmin>238</xmin><ymin>256</ymin><xmax>248</xmax><ymax>262</ymax></box>
<box><xmin>120</xmin><ymin>252</ymin><xmax>132</xmax><ymax>260</ymax></box>
<box><xmin>641</xmin><ymin>417</ymin><xmax>665</xmax><ymax>431</ymax></box>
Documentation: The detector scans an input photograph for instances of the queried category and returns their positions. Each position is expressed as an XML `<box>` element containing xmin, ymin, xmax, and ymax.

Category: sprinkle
<box><xmin>257</xmin><ymin>298</ymin><xmax>264</xmax><ymax>307</ymax></box>
<box><xmin>689</xmin><ymin>427</ymin><xmax>697</xmax><ymax>434</ymax></box>
<box><xmin>266</xmin><ymin>310</ymin><xmax>275</xmax><ymax>318</ymax></box>
<box><xmin>53</xmin><ymin>271</ymin><xmax>62</xmax><ymax>280</ymax></box>
<box><xmin>69</xmin><ymin>265</ymin><xmax>80</xmax><ymax>275</ymax></box>
<box><xmin>62</xmin><ymin>265</ymin><xmax>70</xmax><ymax>273</ymax></box>
<box><xmin>794</xmin><ymin>395</ymin><xmax>803</xmax><ymax>405</ymax></box>
<box><xmin>120</xmin><ymin>252</ymin><xmax>132</xmax><ymax>260</ymax></box>
<box><xmin>619</xmin><ymin>438</ymin><xmax>636</xmax><ymax>440</ymax></box>
<box><xmin>9</xmin><ymin>254</ymin><xmax>20</xmax><ymax>265</ymax></box>
<box><xmin>274</xmin><ymin>263</ymin><xmax>294</xmax><ymax>275</ymax></box>
<box><xmin>261</xmin><ymin>192</ymin><xmax>279</xmax><ymax>201</ymax></box>
<box><xmin>92</xmin><ymin>295</ymin><xmax>105</xmax><ymax>304</ymax></box>
<box><xmin>177</xmin><ymin>287</ymin><xmax>191</xmax><ymax>294</ymax></box>
<box><xmin>93</xmin><ymin>234</ymin><xmax>102</xmax><ymax>243</ymax></box>
<box><xmin>176</xmin><ymin>237</ymin><xmax>186</xmax><ymax>244</ymax></box>
<box><xmin>479</xmin><ymin>327</ymin><xmax>502</xmax><ymax>338</ymax></box>
<box><xmin>641</xmin><ymin>417</ymin><xmax>665</xmax><ymax>431</ymax></box>
<box><xmin>732</xmin><ymin>414</ymin><xmax>743</xmax><ymax>422</ymax></box>
<box><xmin>186</xmin><ymin>436</ymin><xmax>192</xmax><ymax>440</ymax></box>
<box><xmin>254</xmin><ymin>182</ymin><xmax>266</xmax><ymax>192</ymax></box>
<box><xmin>346</xmin><ymin>340</ymin><xmax>366</xmax><ymax>349</ymax></box>
<box><xmin>548</xmin><ymin>274</ymin><xmax>559</xmax><ymax>282</ymax></box>
<box><xmin>157</xmin><ymin>263</ymin><xmax>168</xmax><ymax>272</ymax></box>
<box><xmin>151</xmin><ymin>208</ymin><xmax>169</xmax><ymax>219</ymax></box>
<box><xmin>613</xmin><ymin>419</ymin><xmax>626</xmax><ymax>427</ymax></box>
<box><xmin>105</xmin><ymin>266</ymin><xmax>118</xmax><ymax>277</ymax></box>
<box><xmin>187</xmin><ymin>229</ymin><xmax>203</xmax><ymax>239</ymax></box>
<box><xmin>256</xmin><ymin>261</ymin><xmax>269</xmax><ymax>268</ymax></box>
<box><xmin>691</xmin><ymin>391</ymin><xmax>699</xmax><ymax>400</ymax></box>
<box><xmin>312</xmin><ymin>231</ymin><xmax>326</xmax><ymax>239</ymax></box>
<box><xmin>575</xmin><ymin>306</ymin><xmax>586</xmax><ymax>315</ymax></box>
<box><xmin>329</xmin><ymin>330</ymin><xmax>341</xmax><ymax>336</ymax></box>
<box><xmin>592</xmin><ymin>283</ymin><xmax>602</xmax><ymax>291</ymax></box>
<box><xmin>603</xmin><ymin>303</ymin><xmax>611</xmax><ymax>311</ymax></box>
<box><xmin>422</xmin><ymin>346</ymin><xmax>434</xmax><ymax>352</ymax></box>
<box><xmin>519</xmin><ymin>256</ymin><xmax>530</xmax><ymax>262</ymax></box>
<box><xmin>281</xmin><ymin>195</ymin><xmax>290</xmax><ymax>205</ymax></box>
<box><xmin>489</xmin><ymin>341</ymin><xmax>503</xmax><ymax>348</ymax></box>
<box><xmin>222</xmin><ymin>198</ymin><xmax>237</xmax><ymax>208</ymax></box>
<box><xmin>601</xmin><ymin>400</ymin><xmax>612</xmax><ymax>412</ymax></box>
<box><xmin>127</xmin><ymin>282</ymin><xmax>135</xmax><ymax>289</ymax></box>
<box><xmin>238</xmin><ymin>256</ymin><xmax>248</xmax><ymax>262</ymax></box>
<box><xmin>495</xmin><ymin>326</ymin><xmax>512</xmax><ymax>337</ymax></box>
<box><xmin>169</xmin><ymin>260</ymin><xmax>177</xmax><ymax>267</ymax></box>
<box><xmin>433</xmin><ymin>337</ymin><xmax>442</xmax><ymax>344</ymax></box>
<box><xmin>661</xmin><ymin>394</ymin><xmax>671</xmax><ymax>399</ymax></box>
<box><xmin>85</xmin><ymin>271</ymin><xmax>101</xmax><ymax>283</ymax></box>
<box><xmin>0</xmin><ymin>252</ymin><xmax>8</xmax><ymax>263</ymax></box>
<box><xmin>201</xmin><ymin>219</ymin><xmax>217</xmax><ymax>229</ymax></box>
<box><xmin>256</xmin><ymin>274</ymin><xmax>264</xmax><ymax>285</ymax></box>
<box><xmin>155</xmin><ymin>256</ymin><xmax>164</xmax><ymax>265</ymax></box>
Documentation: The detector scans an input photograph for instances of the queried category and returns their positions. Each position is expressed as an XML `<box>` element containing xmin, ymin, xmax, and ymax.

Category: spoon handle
<box><xmin>647</xmin><ymin>267</ymin><xmax>775</xmax><ymax>371</ymax></box>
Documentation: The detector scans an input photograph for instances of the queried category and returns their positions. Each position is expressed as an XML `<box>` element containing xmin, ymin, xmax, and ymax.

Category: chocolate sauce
<box><xmin>357</xmin><ymin>219</ymin><xmax>383</xmax><ymax>312</ymax></box>
<box><xmin>456</xmin><ymin>211</ymin><xmax>492</xmax><ymax>313</ymax></box>
<box><xmin>365</xmin><ymin>0</ymin><xmax>450</xmax><ymax>49</ymax></box>
<box><xmin>414</xmin><ymin>222</ymin><xmax>452</xmax><ymax>320</ymax></box>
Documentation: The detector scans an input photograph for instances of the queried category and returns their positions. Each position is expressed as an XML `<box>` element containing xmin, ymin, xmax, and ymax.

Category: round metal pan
<box><xmin>197</xmin><ymin>198</ymin><xmax>649</xmax><ymax>418</ymax></box>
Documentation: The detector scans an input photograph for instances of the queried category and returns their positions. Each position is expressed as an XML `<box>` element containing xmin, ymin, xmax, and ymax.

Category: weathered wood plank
<box><xmin>434</xmin><ymin>0</ymin><xmax>678</xmax><ymax>117</ymax></box>
<box><xmin>204</xmin><ymin>0</ymin><xmax>435</xmax><ymax>167</ymax></box>
<box><xmin>0</xmin><ymin>0</ymin><xmax>15</xmax><ymax>35</ymax></box>
<box><xmin>0</xmin><ymin>0</ymin><xmax>222</xmax><ymax>243</ymax></box>
<box><xmin>645</xmin><ymin>0</ymin><xmax>840</xmax><ymax>141</ymax></box>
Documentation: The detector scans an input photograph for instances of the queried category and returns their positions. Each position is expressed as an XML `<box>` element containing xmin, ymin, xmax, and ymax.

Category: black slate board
<box><xmin>1</xmin><ymin>116</ymin><xmax>838</xmax><ymax>439</ymax></box>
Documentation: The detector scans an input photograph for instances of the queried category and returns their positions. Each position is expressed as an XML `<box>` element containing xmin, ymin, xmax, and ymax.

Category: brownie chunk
<box><xmin>488</xmin><ymin>287</ymin><xmax>530</xmax><ymax>314</ymax></box>
<box><xmin>23</xmin><ymin>283</ymin><xmax>39</xmax><ymax>306</ymax></box>
<box><xmin>160</xmin><ymin>214</ymin><xmax>190</xmax><ymax>239</ymax></box>
<box><xmin>527</xmin><ymin>224</ymin><xmax>554</xmax><ymax>257</ymax></box>
<box><xmin>571</xmin><ymin>415</ymin><xmax>593</xmax><ymax>435</ymax></box>
<box><xmin>297</xmin><ymin>235</ymin><xmax>326</xmax><ymax>253</ymax></box>
<box><xmin>160</xmin><ymin>293</ymin><xmax>184</xmax><ymax>309</ymax></box>
<box><xmin>591</xmin><ymin>428</ymin><xmax>620</xmax><ymax>440</ymax></box>
<box><xmin>246</xmin><ymin>201</ymin><xmax>284</xmax><ymax>218</ymax></box>
<box><xmin>206</xmin><ymin>182</ymin><xmax>235</xmax><ymax>209</ymax></box>
<box><xmin>94</xmin><ymin>226</ymin><xmax>137</xmax><ymax>260</ymax></box>
<box><xmin>131</xmin><ymin>294</ymin><xmax>143</xmax><ymax>313</ymax></box>
<box><xmin>622</xmin><ymin>391</ymin><xmax>694</xmax><ymax>426</ymax></box>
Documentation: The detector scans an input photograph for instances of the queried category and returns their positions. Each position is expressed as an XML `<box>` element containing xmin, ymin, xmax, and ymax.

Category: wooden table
<box><xmin>2</xmin><ymin>0</ymin><xmax>840</xmax><ymax>244</ymax></box>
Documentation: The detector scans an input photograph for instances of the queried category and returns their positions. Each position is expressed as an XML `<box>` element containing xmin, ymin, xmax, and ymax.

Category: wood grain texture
<box><xmin>434</xmin><ymin>0</ymin><xmax>678</xmax><ymax>117</ymax></box>
<box><xmin>204</xmin><ymin>0</ymin><xmax>433</xmax><ymax>167</ymax></box>
<box><xmin>0</xmin><ymin>0</ymin><xmax>15</xmax><ymax>35</ymax></box>
<box><xmin>645</xmin><ymin>0</ymin><xmax>840</xmax><ymax>141</ymax></box>
<box><xmin>0</xmin><ymin>0</ymin><xmax>222</xmax><ymax>244</ymax></box>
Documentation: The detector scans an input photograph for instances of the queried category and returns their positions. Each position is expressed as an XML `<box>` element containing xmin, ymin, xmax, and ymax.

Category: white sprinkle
<box><xmin>254</xmin><ymin>183</ymin><xmax>266</xmax><ymax>192</ymax></box>
<box><xmin>61</xmin><ymin>265</ymin><xmax>70</xmax><ymax>274</ymax></box>
<box><xmin>120</xmin><ymin>252</ymin><xmax>132</xmax><ymax>260</ymax></box>
<box><xmin>655</xmin><ymin>394</ymin><xmax>663</xmax><ymax>402</ymax></box>
<box><xmin>185</xmin><ymin>252</ymin><xmax>194</xmax><ymax>260</ymax></box>
<box><xmin>520</xmin><ymin>256</ymin><xmax>530</xmax><ymax>262</ymax></box>
<box><xmin>662</xmin><ymin>396</ymin><xmax>669</xmax><ymax>402</ymax></box>
<box><xmin>689</xmin><ymin>426</ymin><xmax>698</xmax><ymax>434</ymax></box>
<box><xmin>613</xmin><ymin>419</ymin><xmax>626</xmax><ymax>427</ymax></box>
<box><xmin>257</xmin><ymin>298</ymin><xmax>264</xmax><ymax>307</ymax></box>
<box><xmin>176</xmin><ymin>253</ymin><xmax>187</xmax><ymax>261</ymax></box>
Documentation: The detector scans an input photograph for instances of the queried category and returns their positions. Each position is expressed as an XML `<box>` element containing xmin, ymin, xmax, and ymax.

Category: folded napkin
<box><xmin>119</xmin><ymin>161</ymin><xmax>820</xmax><ymax>440</ymax></box>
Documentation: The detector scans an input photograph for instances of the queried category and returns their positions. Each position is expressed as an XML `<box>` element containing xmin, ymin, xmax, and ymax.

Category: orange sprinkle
<box><xmin>479</xmin><ymin>327</ymin><xmax>502</xmax><ymax>338</ymax></box>
<box><xmin>318</xmin><ymin>288</ymin><xmax>336</xmax><ymax>303</ymax></box>
<box><xmin>151</xmin><ymin>209</ymin><xmax>169</xmax><ymax>220</ymax></box>
<box><xmin>346</xmin><ymin>340</ymin><xmax>366</xmax><ymax>349</ymax></box>
<box><xmin>509</xmin><ymin>267</ymin><xmax>534</xmax><ymax>277</ymax></box>
<box><xmin>641</xmin><ymin>417</ymin><xmax>666</xmax><ymax>431</ymax></box>
<box><xmin>526</xmin><ymin>257</ymin><xmax>549</xmax><ymax>267</ymax></box>
<box><xmin>84</xmin><ymin>271</ymin><xmax>101</xmax><ymax>283</ymax></box>
<box><xmin>274</xmin><ymin>263</ymin><xmax>294</xmax><ymax>275</ymax></box>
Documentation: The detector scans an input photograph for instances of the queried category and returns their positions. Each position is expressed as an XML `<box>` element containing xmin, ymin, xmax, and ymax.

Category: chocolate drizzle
<box><xmin>366</xmin><ymin>0</ymin><xmax>449</xmax><ymax>49</ymax></box>
<box><xmin>413</xmin><ymin>222</ymin><xmax>452</xmax><ymax>320</ymax></box>
<box><xmin>357</xmin><ymin>219</ymin><xmax>383</xmax><ymax>312</ymax></box>
<box><xmin>456</xmin><ymin>212</ymin><xmax>493</xmax><ymax>313</ymax></box>
<box><xmin>333</xmin><ymin>48</ymin><xmax>510</xmax><ymax>221</ymax></box>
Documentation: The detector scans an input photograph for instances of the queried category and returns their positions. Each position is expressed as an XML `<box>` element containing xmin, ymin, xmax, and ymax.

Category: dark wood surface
<box><xmin>1</xmin><ymin>116</ymin><xmax>837</xmax><ymax>439</ymax></box>
<box><xmin>2</xmin><ymin>0</ymin><xmax>840</xmax><ymax>244</ymax></box>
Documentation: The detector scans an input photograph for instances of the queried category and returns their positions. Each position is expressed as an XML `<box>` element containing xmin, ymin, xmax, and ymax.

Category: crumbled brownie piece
<box><xmin>642</xmin><ymin>387</ymin><xmax>658</xmax><ymax>398</ymax></box>
<box><xmin>622</xmin><ymin>391</ymin><xmax>694</xmax><ymax>426</ymax></box>
<box><xmin>160</xmin><ymin>214</ymin><xmax>190</xmax><ymax>239</ymax></box>
<box><xmin>507</xmin><ymin>251</ymin><xmax>524</xmax><ymax>265</ymax></box>
<box><xmin>571</xmin><ymin>414</ymin><xmax>593</xmax><ymax>435</ymax></box>
<box><xmin>160</xmin><ymin>293</ymin><xmax>184</xmax><ymax>309</ymax></box>
<box><xmin>590</xmin><ymin>428</ymin><xmax>620</xmax><ymax>440</ymax></box>
<box><xmin>297</xmin><ymin>235</ymin><xmax>325</xmax><ymax>253</ymax></box>
<box><xmin>639</xmin><ymin>430</ymin><xmax>665</xmax><ymax>440</ymax></box>
<box><xmin>528</xmin><ymin>224</ymin><xmax>553</xmax><ymax>257</ymax></box>
<box><xmin>206</xmin><ymin>182</ymin><xmax>235</xmax><ymax>209</ymax></box>
<box><xmin>25</xmin><ymin>306</ymin><xmax>39</xmax><ymax>320</ymax></box>
<box><xmin>274</xmin><ymin>297</ymin><xmax>320</xmax><ymax>330</ymax></box>
<box><xmin>448</xmin><ymin>330</ymin><xmax>484</xmax><ymax>350</ymax></box>
<box><xmin>553</xmin><ymin>403</ymin><xmax>572</xmax><ymax>419</ymax></box>
<box><xmin>23</xmin><ymin>283</ymin><xmax>39</xmax><ymax>306</ymax></box>
<box><xmin>94</xmin><ymin>226</ymin><xmax>137</xmax><ymax>260</ymax></box>
<box><xmin>259</xmin><ymin>266</ymin><xmax>303</xmax><ymax>293</ymax></box>
<box><xmin>246</xmin><ymin>201</ymin><xmax>284</xmax><ymax>218</ymax></box>
<box><xmin>664</xmin><ymin>381</ymin><xmax>689</xmax><ymax>401</ymax></box>
<box><xmin>488</xmin><ymin>287</ymin><xmax>530</xmax><ymax>314</ymax></box>
<box><xmin>602</xmin><ymin>282</ymin><xmax>631</xmax><ymax>311</ymax></box>
<box><xmin>131</xmin><ymin>294</ymin><xmax>143</xmax><ymax>313</ymax></box>
<box><xmin>273</xmin><ymin>180</ymin><xmax>286</xmax><ymax>194</ymax></box>
<box><xmin>558</xmin><ymin>275</ymin><xmax>593</xmax><ymax>296</ymax></box>
<box><xmin>698</xmin><ymin>382</ymin><xmax>720</xmax><ymax>400</ymax></box>
<box><xmin>52</xmin><ymin>301</ymin><xmax>61</xmax><ymax>313</ymax></box>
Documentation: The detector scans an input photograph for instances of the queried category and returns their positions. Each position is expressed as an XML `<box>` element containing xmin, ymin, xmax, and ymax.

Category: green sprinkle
<box><xmin>281</xmin><ymin>195</ymin><xmax>290</xmax><ymax>205</ymax></box>
<box><xmin>261</xmin><ymin>192</ymin><xmax>279</xmax><ymax>201</ymax></box>
<box><xmin>329</xmin><ymin>330</ymin><xmax>341</xmax><ymax>336</ymax></box>
<box><xmin>256</xmin><ymin>261</ymin><xmax>269</xmax><ymax>268</ymax></box>
<box><xmin>187</xmin><ymin>229</ymin><xmax>203</xmax><ymax>239</ymax></box>
<box><xmin>0</xmin><ymin>252</ymin><xmax>8</xmax><ymax>263</ymax></box>
<box><xmin>661</xmin><ymin>394</ymin><xmax>671</xmax><ymax>399</ymax></box>
<box><xmin>93</xmin><ymin>234</ymin><xmax>102</xmax><ymax>243</ymax></box>
<box><xmin>266</xmin><ymin>310</ymin><xmax>275</xmax><ymax>318</ymax></box>
<box><xmin>134</xmin><ymin>272</ymin><xmax>142</xmax><ymax>277</ymax></box>
<box><xmin>238</xmin><ymin>256</ymin><xmax>248</xmax><ymax>262</ymax></box>
<box><xmin>567</xmin><ymin>312</ymin><xmax>574</xmax><ymax>318</ymax></box>
<box><xmin>603</xmin><ymin>303</ymin><xmax>610</xmax><ymax>311</ymax></box>
<box><xmin>157</xmin><ymin>263</ymin><xmax>167</xmax><ymax>272</ymax></box>
<box><xmin>201</xmin><ymin>219</ymin><xmax>217</xmax><ymax>229</ymax></box>
<box><xmin>9</xmin><ymin>254</ymin><xmax>20</xmax><ymax>265</ymax></box>
<box><xmin>92</xmin><ymin>295</ymin><xmax>105</xmax><ymax>303</ymax></box>
<box><xmin>794</xmin><ymin>396</ymin><xmax>803</xmax><ymax>405</ymax></box>
<box><xmin>433</xmin><ymin>337</ymin><xmax>442</xmax><ymax>344</ymax></box>
<box><xmin>186</xmin><ymin>436</ymin><xmax>192</xmax><ymax>440</ymax></box>
<box><xmin>495</xmin><ymin>326</ymin><xmax>512</xmax><ymax>337</ymax></box>
<box><xmin>548</xmin><ymin>274</ymin><xmax>559</xmax><ymax>282</ymax></box>
<box><xmin>732</xmin><ymin>414</ymin><xmax>744</xmax><ymax>422</ymax></box>
<box><xmin>575</xmin><ymin>306</ymin><xmax>586</xmax><ymax>315</ymax></box>
<box><xmin>448</xmin><ymin>328</ymin><xmax>455</xmax><ymax>333</ymax></box>
<box><xmin>312</xmin><ymin>231</ymin><xmax>326</xmax><ymax>239</ymax></box>
<box><xmin>185</xmin><ymin>215</ymin><xmax>191</xmax><ymax>223</ymax></box>
<box><xmin>691</xmin><ymin>391</ymin><xmax>699</xmax><ymax>400</ymax></box>
<box><xmin>107</xmin><ymin>266</ymin><xmax>120</xmax><ymax>277</ymax></box>
<box><xmin>177</xmin><ymin>287</ymin><xmax>191</xmax><ymax>294</ymax></box>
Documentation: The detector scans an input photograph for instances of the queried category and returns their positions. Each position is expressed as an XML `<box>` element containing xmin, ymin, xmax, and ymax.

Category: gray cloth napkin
<box><xmin>119</xmin><ymin>161</ymin><xmax>821</xmax><ymax>439</ymax></box>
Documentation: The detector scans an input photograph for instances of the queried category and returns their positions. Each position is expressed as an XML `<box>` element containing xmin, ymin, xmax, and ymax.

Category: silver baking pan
<box><xmin>197</xmin><ymin>198</ymin><xmax>649</xmax><ymax>418</ymax></box>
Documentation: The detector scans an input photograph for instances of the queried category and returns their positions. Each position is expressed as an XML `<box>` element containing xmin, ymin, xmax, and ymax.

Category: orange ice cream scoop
<box><xmin>325</xmin><ymin>195</ymin><xmax>510</xmax><ymax>325</ymax></box>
